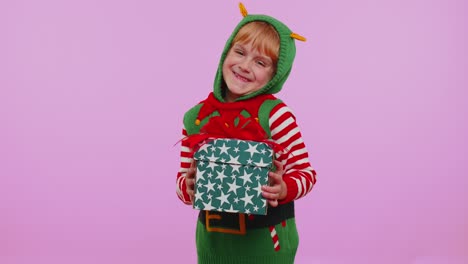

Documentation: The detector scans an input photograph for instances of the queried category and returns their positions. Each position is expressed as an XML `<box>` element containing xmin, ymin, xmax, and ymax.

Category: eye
<box><xmin>256</xmin><ymin>60</ymin><xmax>266</xmax><ymax>67</ymax></box>
<box><xmin>234</xmin><ymin>49</ymin><xmax>244</xmax><ymax>55</ymax></box>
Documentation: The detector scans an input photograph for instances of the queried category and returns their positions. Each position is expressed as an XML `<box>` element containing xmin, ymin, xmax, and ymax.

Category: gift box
<box><xmin>192</xmin><ymin>138</ymin><xmax>273</xmax><ymax>215</ymax></box>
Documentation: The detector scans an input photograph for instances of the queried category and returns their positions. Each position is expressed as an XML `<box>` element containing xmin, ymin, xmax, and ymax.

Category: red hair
<box><xmin>231</xmin><ymin>22</ymin><xmax>280</xmax><ymax>67</ymax></box>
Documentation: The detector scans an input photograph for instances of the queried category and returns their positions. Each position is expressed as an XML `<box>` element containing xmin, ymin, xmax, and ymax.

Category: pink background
<box><xmin>1</xmin><ymin>0</ymin><xmax>467</xmax><ymax>263</ymax></box>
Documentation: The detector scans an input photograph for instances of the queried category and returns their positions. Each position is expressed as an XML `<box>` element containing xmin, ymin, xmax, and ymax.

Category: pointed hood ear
<box><xmin>239</xmin><ymin>2</ymin><xmax>248</xmax><ymax>17</ymax></box>
<box><xmin>213</xmin><ymin>3</ymin><xmax>307</xmax><ymax>102</ymax></box>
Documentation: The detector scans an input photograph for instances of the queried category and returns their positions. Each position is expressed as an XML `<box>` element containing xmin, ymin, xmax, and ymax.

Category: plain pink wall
<box><xmin>1</xmin><ymin>0</ymin><xmax>467</xmax><ymax>263</ymax></box>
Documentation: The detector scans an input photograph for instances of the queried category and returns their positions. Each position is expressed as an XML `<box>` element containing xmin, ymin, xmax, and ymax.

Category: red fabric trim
<box><xmin>279</xmin><ymin>177</ymin><xmax>299</xmax><ymax>204</ymax></box>
<box><xmin>197</xmin><ymin>92</ymin><xmax>276</xmax><ymax>122</ymax></box>
<box><xmin>272</xmin><ymin>235</ymin><xmax>279</xmax><ymax>243</ymax></box>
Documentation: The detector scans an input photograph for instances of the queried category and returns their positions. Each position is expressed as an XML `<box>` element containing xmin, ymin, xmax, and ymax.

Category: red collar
<box><xmin>197</xmin><ymin>92</ymin><xmax>276</xmax><ymax>122</ymax></box>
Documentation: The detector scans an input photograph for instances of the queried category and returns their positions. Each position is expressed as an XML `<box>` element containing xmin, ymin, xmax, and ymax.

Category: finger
<box><xmin>186</xmin><ymin>178</ymin><xmax>195</xmax><ymax>188</ymax></box>
<box><xmin>187</xmin><ymin>189</ymin><xmax>194</xmax><ymax>197</ymax></box>
<box><xmin>268</xmin><ymin>171</ymin><xmax>282</xmax><ymax>184</ymax></box>
<box><xmin>268</xmin><ymin>199</ymin><xmax>278</xmax><ymax>207</ymax></box>
<box><xmin>273</xmin><ymin>160</ymin><xmax>284</xmax><ymax>174</ymax></box>
<box><xmin>186</xmin><ymin>167</ymin><xmax>196</xmax><ymax>179</ymax></box>
<box><xmin>262</xmin><ymin>184</ymin><xmax>281</xmax><ymax>194</ymax></box>
<box><xmin>262</xmin><ymin>190</ymin><xmax>281</xmax><ymax>200</ymax></box>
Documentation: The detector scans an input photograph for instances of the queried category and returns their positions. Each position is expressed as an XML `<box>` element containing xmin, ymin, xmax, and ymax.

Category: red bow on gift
<box><xmin>182</xmin><ymin>115</ymin><xmax>286</xmax><ymax>155</ymax></box>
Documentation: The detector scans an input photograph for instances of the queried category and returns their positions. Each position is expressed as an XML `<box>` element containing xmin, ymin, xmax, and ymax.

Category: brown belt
<box><xmin>199</xmin><ymin>202</ymin><xmax>295</xmax><ymax>234</ymax></box>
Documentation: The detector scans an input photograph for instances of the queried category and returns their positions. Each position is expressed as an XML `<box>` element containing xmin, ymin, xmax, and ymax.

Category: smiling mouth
<box><xmin>233</xmin><ymin>72</ymin><xmax>250</xmax><ymax>82</ymax></box>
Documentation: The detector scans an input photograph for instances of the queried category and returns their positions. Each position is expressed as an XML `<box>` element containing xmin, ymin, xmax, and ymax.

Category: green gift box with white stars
<box><xmin>192</xmin><ymin>138</ymin><xmax>273</xmax><ymax>215</ymax></box>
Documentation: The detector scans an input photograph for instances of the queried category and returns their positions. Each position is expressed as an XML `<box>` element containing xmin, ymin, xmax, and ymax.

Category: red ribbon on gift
<box><xmin>181</xmin><ymin>115</ymin><xmax>287</xmax><ymax>155</ymax></box>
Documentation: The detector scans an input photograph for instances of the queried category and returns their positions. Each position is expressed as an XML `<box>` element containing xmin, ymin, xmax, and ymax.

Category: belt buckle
<box><xmin>205</xmin><ymin>211</ymin><xmax>246</xmax><ymax>235</ymax></box>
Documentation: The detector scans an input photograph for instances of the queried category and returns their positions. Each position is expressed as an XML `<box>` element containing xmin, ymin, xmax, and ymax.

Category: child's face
<box><xmin>222</xmin><ymin>41</ymin><xmax>275</xmax><ymax>102</ymax></box>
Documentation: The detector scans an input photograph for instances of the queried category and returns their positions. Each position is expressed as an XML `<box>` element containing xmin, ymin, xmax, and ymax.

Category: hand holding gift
<box><xmin>262</xmin><ymin>160</ymin><xmax>287</xmax><ymax>207</ymax></box>
<box><xmin>185</xmin><ymin>161</ymin><xmax>197</xmax><ymax>204</ymax></box>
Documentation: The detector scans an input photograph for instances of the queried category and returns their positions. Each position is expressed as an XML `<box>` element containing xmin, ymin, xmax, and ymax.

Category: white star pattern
<box><xmin>192</xmin><ymin>139</ymin><xmax>272</xmax><ymax>215</ymax></box>
<box><xmin>246</xmin><ymin>143</ymin><xmax>259</xmax><ymax>158</ymax></box>
<box><xmin>227</xmin><ymin>179</ymin><xmax>241</xmax><ymax>195</ymax></box>
<box><xmin>205</xmin><ymin>180</ymin><xmax>216</xmax><ymax>193</ymax></box>
<box><xmin>240</xmin><ymin>193</ymin><xmax>254</xmax><ymax>206</ymax></box>
<box><xmin>238</xmin><ymin>171</ymin><xmax>253</xmax><ymax>185</ymax></box>
<box><xmin>225</xmin><ymin>205</ymin><xmax>238</xmax><ymax>213</ymax></box>
<box><xmin>197</xmin><ymin>144</ymin><xmax>210</xmax><ymax>154</ymax></box>
<box><xmin>206</xmin><ymin>161</ymin><xmax>218</xmax><ymax>171</ymax></box>
<box><xmin>218</xmin><ymin>142</ymin><xmax>230</xmax><ymax>155</ymax></box>
<box><xmin>229</xmin><ymin>154</ymin><xmax>240</xmax><ymax>165</ymax></box>
<box><xmin>215</xmin><ymin>190</ymin><xmax>231</xmax><ymax>208</ymax></box>
<box><xmin>195</xmin><ymin>168</ymin><xmax>205</xmax><ymax>182</ymax></box>
<box><xmin>255</xmin><ymin>158</ymin><xmax>269</xmax><ymax>168</ymax></box>
<box><xmin>195</xmin><ymin>190</ymin><xmax>204</xmax><ymax>201</ymax></box>
<box><xmin>202</xmin><ymin>200</ymin><xmax>215</xmax><ymax>211</ymax></box>
<box><xmin>209</xmin><ymin>145</ymin><xmax>216</xmax><ymax>153</ymax></box>
<box><xmin>216</xmin><ymin>170</ymin><xmax>228</xmax><ymax>182</ymax></box>
<box><xmin>231</xmin><ymin>164</ymin><xmax>241</xmax><ymax>174</ymax></box>
<box><xmin>207</xmin><ymin>153</ymin><xmax>218</xmax><ymax>162</ymax></box>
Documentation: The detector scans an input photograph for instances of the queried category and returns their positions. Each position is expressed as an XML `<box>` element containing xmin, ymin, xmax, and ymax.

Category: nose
<box><xmin>238</xmin><ymin>59</ymin><xmax>251</xmax><ymax>73</ymax></box>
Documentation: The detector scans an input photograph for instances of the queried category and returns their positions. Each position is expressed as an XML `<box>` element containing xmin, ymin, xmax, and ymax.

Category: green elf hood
<box><xmin>213</xmin><ymin>3</ymin><xmax>306</xmax><ymax>102</ymax></box>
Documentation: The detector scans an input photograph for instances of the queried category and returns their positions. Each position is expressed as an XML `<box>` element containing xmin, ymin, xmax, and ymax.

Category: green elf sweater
<box><xmin>176</xmin><ymin>3</ymin><xmax>317</xmax><ymax>264</ymax></box>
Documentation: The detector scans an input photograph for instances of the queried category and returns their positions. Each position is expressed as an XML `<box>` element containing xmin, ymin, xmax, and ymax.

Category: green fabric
<box><xmin>196</xmin><ymin>218</ymin><xmax>299</xmax><ymax>264</ymax></box>
<box><xmin>183</xmin><ymin>104</ymin><xmax>204</xmax><ymax>135</ymax></box>
<box><xmin>213</xmin><ymin>14</ymin><xmax>297</xmax><ymax>102</ymax></box>
<box><xmin>183</xmin><ymin>104</ymin><xmax>220</xmax><ymax>135</ymax></box>
<box><xmin>183</xmin><ymin>99</ymin><xmax>282</xmax><ymax>138</ymax></box>
<box><xmin>258</xmin><ymin>99</ymin><xmax>283</xmax><ymax>138</ymax></box>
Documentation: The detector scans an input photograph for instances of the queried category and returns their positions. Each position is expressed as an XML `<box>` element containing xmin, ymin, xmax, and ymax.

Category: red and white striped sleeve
<box><xmin>176</xmin><ymin>128</ymin><xmax>194</xmax><ymax>204</ymax></box>
<box><xmin>269</xmin><ymin>102</ymin><xmax>317</xmax><ymax>204</ymax></box>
